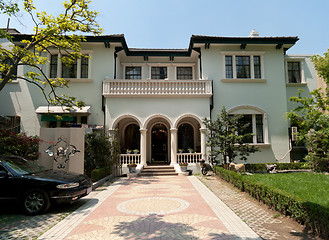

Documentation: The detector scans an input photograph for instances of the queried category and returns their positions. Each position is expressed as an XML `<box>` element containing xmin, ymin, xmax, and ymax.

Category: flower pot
<box><xmin>180</xmin><ymin>166</ymin><xmax>187</xmax><ymax>172</ymax></box>
<box><xmin>129</xmin><ymin>167</ymin><xmax>136</xmax><ymax>173</ymax></box>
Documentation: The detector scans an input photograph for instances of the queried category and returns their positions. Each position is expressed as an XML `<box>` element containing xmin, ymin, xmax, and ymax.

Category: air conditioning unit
<box><xmin>291</xmin><ymin>127</ymin><xmax>298</xmax><ymax>141</ymax></box>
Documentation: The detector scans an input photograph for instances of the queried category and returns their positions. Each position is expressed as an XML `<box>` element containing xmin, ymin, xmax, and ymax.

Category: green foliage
<box><xmin>0</xmin><ymin>0</ymin><xmax>19</xmax><ymax>16</ymax></box>
<box><xmin>84</xmin><ymin>131</ymin><xmax>111</xmax><ymax>176</ymax></box>
<box><xmin>215</xmin><ymin>166</ymin><xmax>329</xmax><ymax>238</ymax></box>
<box><xmin>0</xmin><ymin>0</ymin><xmax>102</xmax><ymax>108</ymax></box>
<box><xmin>244</xmin><ymin>162</ymin><xmax>312</xmax><ymax>172</ymax></box>
<box><xmin>90</xmin><ymin>166</ymin><xmax>111</xmax><ymax>182</ymax></box>
<box><xmin>0</xmin><ymin>129</ymin><xmax>40</xmax><ymax>160</ymax></box>
<box><xmin>203</xmin><ymin>107</ymin><xmax>259</xmax><ymax>164</ymax></box>
<box><xmin>287</xmin><ymin>50</ymin><xmax>329</xmax><ymax>172</ymax></box>
<box><xmin>84</xmin><ymin>130</ymin><xmax>121</xmax><ymax>178</ymax></box>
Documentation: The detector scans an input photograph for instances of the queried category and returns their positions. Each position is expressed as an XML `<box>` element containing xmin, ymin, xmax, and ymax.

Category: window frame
<box><xmin>151</xmin><ymin>66</ymin><xmax>168</xmax><ymax>79</ymax></box>
<box><xmin>222</xmin><ymin>51</ymin><xmax>265</xmax><ymax>82</ymax></box>
<box><xmin>285</xmin><ymin>57</ymin><xmax>305</xmax><ymax>85</ymax></box>
<box><xmin>47</xmin><ymin>51</ymin><xmax>92</xmax><ymax>81</ymax></box>
<box><xmin>176</xmin><ymin>66</ymin><xmax>193</xmax><ymax>80</ymax></box>
<box><xmin>125</xmin><ymin>66</ymin><xmax>142</xmax><ymax>79</ymax></box>
<box><xmin>228</xmin><ymin>106</ymin><xmax>269</xmax><ymax>146</ymax></box>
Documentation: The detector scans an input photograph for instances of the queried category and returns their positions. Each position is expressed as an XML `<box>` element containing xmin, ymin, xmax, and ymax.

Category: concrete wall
<box><xmin>39</xmin><ymin>128</ymin><xmax>85</xmax><ymax>174</ymax></box>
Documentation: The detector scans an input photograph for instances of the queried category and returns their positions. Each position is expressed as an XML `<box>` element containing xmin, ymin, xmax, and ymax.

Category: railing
<box><xmin>177</xmin><ymin>153</ymin><xmax>202</xmax><ymax>164</ymax></box>
<box><xmin>121</xmin><ymin>154</ymin><xmax>141</xmax><ymax>165</ymax></box>
<box><xmin>103</xmin><ymin>79</ymin><xmax>212</xmax><ymax>97</ymax></box>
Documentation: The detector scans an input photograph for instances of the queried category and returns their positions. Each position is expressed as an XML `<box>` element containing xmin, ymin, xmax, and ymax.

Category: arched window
<box><xmin>178</xmin><ymin>123</ymin><xmax>194</xmax><ymax>151</ymax></box>
<box><xmin>228</xmin><ymin>106</ymin><xmax>268</xmax><ymax>144</ymax></box>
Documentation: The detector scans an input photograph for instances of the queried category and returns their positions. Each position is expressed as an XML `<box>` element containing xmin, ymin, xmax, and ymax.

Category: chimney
<box><xmin>249</xmin><ymin>29</ymin><xmax>259</xmax><ymax>38</ymax></box>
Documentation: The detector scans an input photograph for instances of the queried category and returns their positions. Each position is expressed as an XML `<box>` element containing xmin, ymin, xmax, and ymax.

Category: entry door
<box><xmin>151</xmin><ymin>124</ymin><xmax>168</xmax><ymax>162</ymax></box>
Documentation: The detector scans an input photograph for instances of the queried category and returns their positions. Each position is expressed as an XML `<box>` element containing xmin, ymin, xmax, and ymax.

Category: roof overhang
<box><xmin>35</xmin><ymin>106</ymin><xmax>91</xmax><ymax>114</ymax></box>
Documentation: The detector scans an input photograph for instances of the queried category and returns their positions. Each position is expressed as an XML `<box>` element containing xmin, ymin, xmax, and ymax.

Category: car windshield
<box><xmin>2</xmin><ymin>157</ymin><xmax>48</xmax><ymax>175</ymax></box>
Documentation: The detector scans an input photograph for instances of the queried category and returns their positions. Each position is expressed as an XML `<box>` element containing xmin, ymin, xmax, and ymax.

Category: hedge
<box><xmin>214</xmin><ymin>166</ymin><xmax>329</xmax><ymax>238</ymax></box>
<box><xmin>91</xmin><ymin>166</ymin><xmax>112</xmax><ymax>182</ymax></box>
<box><xmin>244</xmin><ymin>162</ymin><xmax>312</xmax><ymax>173</ymax></box>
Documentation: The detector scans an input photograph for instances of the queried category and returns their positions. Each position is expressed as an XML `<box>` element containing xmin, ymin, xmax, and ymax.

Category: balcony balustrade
<box><xmin>103</xmin><ymin>79</ymin><xmax>212</xmax><ymax>97</ymax></box>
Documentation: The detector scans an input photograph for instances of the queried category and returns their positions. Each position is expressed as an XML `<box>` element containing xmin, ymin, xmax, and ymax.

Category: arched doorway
<box><xmin>151</xmin><ymin>123</ymin><xmax>168</xmax><ymax>163</ymax></box>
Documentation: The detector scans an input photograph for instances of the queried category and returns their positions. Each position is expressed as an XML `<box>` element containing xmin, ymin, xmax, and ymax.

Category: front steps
<box><xmin>139</xmin><ymin>165</ymin><xmax>178</xmax><ymax>176</ymax></box>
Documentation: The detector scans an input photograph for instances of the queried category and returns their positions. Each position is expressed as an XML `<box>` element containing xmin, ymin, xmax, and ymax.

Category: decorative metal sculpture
<box><xmin>45</xmin><ymin>136</ymin><xmax>80</xmax><ymax>169</ymax></box>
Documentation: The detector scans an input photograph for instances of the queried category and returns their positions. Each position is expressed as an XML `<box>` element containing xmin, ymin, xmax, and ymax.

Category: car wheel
<box><xmin>21</xmin><ymin>189</ymin><xmax>50</xmax><ymax>215</ymax></box>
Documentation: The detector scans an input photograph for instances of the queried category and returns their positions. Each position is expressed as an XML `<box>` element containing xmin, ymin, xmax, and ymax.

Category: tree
<box><xmin>0</xmin><ymin>0</ymin><xmax>102</xmax><ymax>107</ymax></box>
<box><xmin>203</xmin><ymin>107</ymin><xmax>259</xmax><ymax>165</ymax></box>
<box><xmin>287</xmin><ymin>49</ymin><xmax>329</xmax><ymax>172</ymax></box>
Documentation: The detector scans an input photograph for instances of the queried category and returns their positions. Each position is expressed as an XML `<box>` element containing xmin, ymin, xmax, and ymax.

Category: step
<box><xmin>142</xmin><ymin>169</ymin><xmax>176</xmax><ymax>173</ymax></box>
<box><xmin>139</xmin><ymin>172</ymin><xmax>178</xmax><ymax>176</ymax></box>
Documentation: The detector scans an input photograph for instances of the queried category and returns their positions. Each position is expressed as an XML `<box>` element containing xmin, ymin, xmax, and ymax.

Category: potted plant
<box><xmin>133</xmin><ymin>149</ymin><xmax>139</xmax><ymax>154</ymax></box>
<box><xmin>179</xmin><ymin>162</ymin><xmax>188</xmax><ymax>172</ymax></box>
<box><xmin>178</xmin><ymin>149</ymin><xmax>183</xmax><ymax>153</ymax></box>
<box><xmin>188</xmin><ymin>148</ymin><xmax>193</xmax><ymax>153</ymax></box>
<box><xmin>126</xmin><ymin>149</ymin><xmax>132</xmax><ymax>154</ymax></box>
<box><xmin>127</xmin><ymin>163</ymin><xmax>137</xmax><ymax>173</ymax></box>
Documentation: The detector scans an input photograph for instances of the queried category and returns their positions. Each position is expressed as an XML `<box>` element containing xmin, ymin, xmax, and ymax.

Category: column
<box><xmin>170</xmin><ymin>128</ymin><xmax>178</xmax><ymax>165</ymax></box>
<box><xmin>140</xmin><ymin>129</ymin><xmax>147</xmax><ymax>166</ymax></box>
<box><xmin>200</xmin><ymin>128</ymin><xmax>207</xmax><ymax>160</ymax></box>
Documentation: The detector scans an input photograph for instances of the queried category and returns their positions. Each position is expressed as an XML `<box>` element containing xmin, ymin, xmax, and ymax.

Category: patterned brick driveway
<box><xmin>38</xmin><ymin>176</ymin><xmax>260</xmax><ymax>240</ymax></box>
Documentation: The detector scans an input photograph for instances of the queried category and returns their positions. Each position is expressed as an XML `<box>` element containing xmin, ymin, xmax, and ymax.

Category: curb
<box><xmin>92</xmin><ymin>174</ymin><xmax>114</xmax><ymax>190</ymax></box>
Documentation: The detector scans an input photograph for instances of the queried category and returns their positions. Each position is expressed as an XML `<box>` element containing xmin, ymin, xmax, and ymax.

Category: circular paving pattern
<box><xmin>117</xmin><ymin>197</ymin><xmax>190</xmax><ymax>215</ymax></box>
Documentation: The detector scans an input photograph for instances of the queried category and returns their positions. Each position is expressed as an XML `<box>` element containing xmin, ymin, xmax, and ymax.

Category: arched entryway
<box><xmin>178</xmin><ymin>123</ymin><xmax>195</xmax><ymax>152</ymax></box>
<box><xmin>151</xmin><ymin>123</ymin><xmax>168</xmax><ymax>163</ymax></box>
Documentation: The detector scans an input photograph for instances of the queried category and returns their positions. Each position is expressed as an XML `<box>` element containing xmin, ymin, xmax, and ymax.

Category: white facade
<box><xmin>0</xmin><ymin>31</ymin><xmax>319</xmax><ymax>167</ymax></box>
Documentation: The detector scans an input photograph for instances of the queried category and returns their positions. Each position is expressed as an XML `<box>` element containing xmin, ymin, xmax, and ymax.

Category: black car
<box><xmin>0</xmin><ymin>155</ymin><xmax>92</xmax><ymax>215</ymax></box>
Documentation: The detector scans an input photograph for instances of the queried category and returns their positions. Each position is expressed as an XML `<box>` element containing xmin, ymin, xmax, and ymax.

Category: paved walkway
<box><xmin>38</xmin><ymin>176</ymin><xmax>261</xmax><ymax>240</ymax></box>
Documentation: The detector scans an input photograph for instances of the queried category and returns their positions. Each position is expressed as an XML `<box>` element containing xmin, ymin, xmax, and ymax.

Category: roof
<box><xmin>10</xmin><ymin>32</ymin><xmax>299</xmax><ymax>57</ymax></box>
<box><xmin>35</xmin><ymin>106</ymin><xmax>91</xmax><ymax>114</ymax></box>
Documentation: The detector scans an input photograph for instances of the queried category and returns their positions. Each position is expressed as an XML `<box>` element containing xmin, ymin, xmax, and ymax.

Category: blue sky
<box><xmin>2</xmin><ymin>0</ymin><xmax>329</xmax><ymax>55</ymax></box>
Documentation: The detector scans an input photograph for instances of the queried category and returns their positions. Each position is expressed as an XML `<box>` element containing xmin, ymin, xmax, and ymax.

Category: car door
<box><xmin>0</xmin><ymin>164</ymin><xmax>18</xmax><ymax>201</ymax></box>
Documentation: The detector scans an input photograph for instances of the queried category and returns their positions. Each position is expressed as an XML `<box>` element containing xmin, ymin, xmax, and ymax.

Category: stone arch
<box><xmin>173</xmin><ymin>114</ymin><xmax>205</xmax><ymax>129</ymax></box>
<box><xmin>143</xmin><ymin>114</ymin><xmax>173</xmax><ymax>129</ymax></box>
<box><xmin>111</xmin><ymin>114</ymin><xmax>142</xmax><ymax>130</ymax></box>
<box><xmin>228</xmin><ymin>105</ymin><xmax>266</xmax><ymax>115</ymax></box>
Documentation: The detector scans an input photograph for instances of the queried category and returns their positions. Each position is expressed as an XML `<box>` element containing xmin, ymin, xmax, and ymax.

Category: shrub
<box><xmin>214</xmin><ymin>166</ymin><xmax>329</xmax><ymax>238</ymax></box>
<box><xmin>91</xmin><ymin>166</ymin><xmax>112</xmax><ymax>182</ymax></box>
<box><xmin>244</xmin><ymin>162</ymin><xmax>312</xmax><ymax>173</ymax></box>
<box><xmin>0</xmin><ymin>129</ymin><xmax>40</xmax><ymax>160</ymax></box>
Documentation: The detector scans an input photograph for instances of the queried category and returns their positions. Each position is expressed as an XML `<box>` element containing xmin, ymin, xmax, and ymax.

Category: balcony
<box><xmin>103</xmin><ymin>79</ymin><xmax>212</xmax><ymax>97</ymax></box>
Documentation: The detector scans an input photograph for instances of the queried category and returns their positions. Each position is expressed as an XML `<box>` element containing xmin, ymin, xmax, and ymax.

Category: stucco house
<box><xmin>0</xmin><ymin>29</ymin><xmax>319</xmax><ymax>173</ymax></box>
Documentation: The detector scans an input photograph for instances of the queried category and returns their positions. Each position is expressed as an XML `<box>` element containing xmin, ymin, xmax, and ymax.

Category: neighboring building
<box><xmin>0</xmin><ymin>29</ymin><xmax>319</xmax><ymax>169</ymax></box>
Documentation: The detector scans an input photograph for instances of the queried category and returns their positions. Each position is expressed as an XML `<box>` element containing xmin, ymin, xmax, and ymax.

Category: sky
<box><xmin>1</xmin><ymin>0</ymin><xmax>329</xmax><ymax>55</ymax></box>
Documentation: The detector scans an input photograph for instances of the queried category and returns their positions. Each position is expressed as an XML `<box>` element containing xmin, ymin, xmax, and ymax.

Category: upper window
<box><xmin>49</xmin><ymin>54</ymin><xmax>90</xmax><ymax>79</ymax></box>
<box><xmin>177</xmin><ymin>67</ymin><xmax>193</xmax><ymax>80</ymax></box>
<box><xmin>287</xmin><ymin>62</ymin><xmax>301</xmax><ymax>83</ymax></box>
<box><xmin>151</xmin><ymin>67</ymin><xmax>167</xmax><ymax>79</ymax></box>
<box><xmin>225</xmin><ymin>55</ymin><xmax>262</xmax><ymax>79</ymax></box>
<box><xmin>125</xmin><ymin>66</ymin><xmax>142</xmax><ymax>79</ymax></box>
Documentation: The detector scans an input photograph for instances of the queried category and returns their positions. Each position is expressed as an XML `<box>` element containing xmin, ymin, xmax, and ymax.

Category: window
<box><xmin>287</xmin><ymin>62</ymin><xmax>301</xmax><ymax>83</ymax></box>
<box><xmin>237</xmin><ymin>114</ymin><xmax>264</xmax><ymax>144</ymax></box>
<box><xmin>125</xmin><ymin>66</ymin><xmax>141</xmax><ymax>79</ymax></box>
<box><xmin>62</xmin><ymin>58</ymin><xmax>77</xmax><ymax>78</ymax></box>
<box><xmin>177</xmin><ymin>67</ymin><xmax>193</xmax><ymax>79</ymax></box>
<box><xmin>151</xmin><ymin>67</ymin><xmax>167</xmax><ymax>79</ymax></box>
<box><xmin>49</xmin><ymin>54</ymin><xmax>90</xmax><ymax>79</ymax></box>
<box><xmin>225</xmin><ymin>55</ymin><xmax>262</xmax><ymax>79</ymax></box>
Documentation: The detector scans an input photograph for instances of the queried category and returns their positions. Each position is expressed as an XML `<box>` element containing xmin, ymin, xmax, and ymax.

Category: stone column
<box><xmin>200</xmin><ymin>128</ymin><xmax>207</xmax><ymax>160</ymax></box>
<box><xmin>170</xmin><ymin>128</ymin><xmax>178</xmax><ymax>165</ymax></box>
<box><xmin>140</xmin><ymin>129</ymin><xmax>147</xmax><ymax>166</ymax></box>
